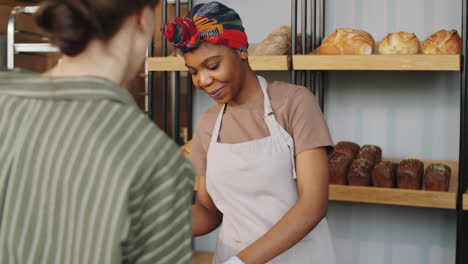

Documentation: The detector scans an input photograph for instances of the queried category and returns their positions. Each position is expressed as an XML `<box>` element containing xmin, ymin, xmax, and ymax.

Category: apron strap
<box><xmin>257</xmin><ymin>76</ymin><xmax>297</xmax><ymax>179</ymax></box>
<box><xmin>210</xmin><ymin>104</ymin><xmax>226</xmax><ymax>143</ymax></box>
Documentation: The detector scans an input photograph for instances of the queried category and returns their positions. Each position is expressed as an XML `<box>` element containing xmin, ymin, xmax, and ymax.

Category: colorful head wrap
<box><xmin>161</xmin><ymin>1</ymin><xmax>249</xmax><ymax>53</ymax></box>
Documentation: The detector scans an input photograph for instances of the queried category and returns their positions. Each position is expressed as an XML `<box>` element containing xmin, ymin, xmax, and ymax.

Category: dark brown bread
<box><xmin>334</xmin><ymin>141</ymin><xmax>360</xmax><ymax>160</ymax></box>
<box><xmin>357</xmin><ymin>145</ymin><xmax>382</xmax><ymax>165</ymax></box>
<box><xmin>424</xmin><ymin>163</ymin><xmax>451</xmax><ymax>191</ymax></box>
<box><xmin>347</xmin><ymin>158</ymin><xmax>373</xmax><ymax>186</ymax></box>
<box><xmin>329</xmin><ymin>156</ymin><xmax>352</xmax><ymax>185</ymax></box>
<box><xmin>372</xmin><ymin>161</ymin><xmax>397</xmax><ymax>188</ymax></box>
<box><xmin>397</xmin><ymin>158</ymin><xmax>424</xmax><ymax>189</ymax></box>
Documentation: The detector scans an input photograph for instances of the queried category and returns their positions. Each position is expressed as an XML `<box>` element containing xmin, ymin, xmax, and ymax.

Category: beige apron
<box><xmin>206</xmin><ymin>76</ymin><xmax>336</xmax><ymax>264</ymax></box>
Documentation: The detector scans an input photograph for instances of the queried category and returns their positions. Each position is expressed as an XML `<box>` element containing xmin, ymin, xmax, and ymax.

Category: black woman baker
<box><xmin>162</xmin><ymin>2</ymin><xmax>336</xmax><ymax>263</ymax></box>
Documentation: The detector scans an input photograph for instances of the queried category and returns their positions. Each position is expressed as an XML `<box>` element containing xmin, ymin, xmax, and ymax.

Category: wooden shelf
<box><xmin>293</xmin><ymin>54</ymin><xmax>460</xmax><ymax>71</ymax></box>
<box><xmin>146</xmin><ymin>55</ymin><xmax>289</xmax><ymax>72</ymax></box>
<box><xmin>330</xmin><ymin>185</ymin><xmax>456</xmax><ymax>209</ymax></box>
<box><xmin>464</xmin><ymin>193</ymin><xmax>468</xmax><ymax>210</ymax></box>
<box><xmin>330</xmin><ymin>159</ymin><xmax>459</xmax><ymax>209</ymax></box>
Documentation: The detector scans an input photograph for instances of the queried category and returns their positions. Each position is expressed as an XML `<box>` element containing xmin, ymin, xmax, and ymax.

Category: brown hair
<box><xmin>36</xmin><ymin>0</ymin><xmax>158</xmax><ymax>56</ymax></box>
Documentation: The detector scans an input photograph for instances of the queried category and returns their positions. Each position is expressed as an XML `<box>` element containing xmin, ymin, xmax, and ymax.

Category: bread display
<box><xmin>357</xmin><ymin>145</ymin><xmax>382</xmax><ymax>165</ymax></box>
<box><xmin>424</xmin><ymin>163</ymin><xmax>451</xmax><ymax>191</ymax></box>
<box><xmin>319</xmin><ymin>28</ymin><xmax>375</xmax><ymax>55</ymax></box>
<box><xmin>397</xmin><ymin>158</ymin><xmax>424</xmax><ymax>189</ymax></box>
<box><xmin>372</xmin><ymin>161</ymin><xmax>397</xmax><ymax>188</ymax></box>
<box><xmin>422</xmin><ymin>29</ymin><xmax>461</xmax><ymax>55</ymax></box>
<box><xmin>334</xmin><ymin>141</ymin><xmax>360</xmax><ymax>160</ymax></box>
<box><xmin>329</xmin><ymin>156</ymin><xmax>352</xmax><ymax>185</ymax></box>
<box><xmin>378</xmin><ymin>32</ymin><xmax>420</xmax><ymax>55</ymax></box>
<box><xmin>253</xmin><ymin>26</ymin><xmax>291</xmax><ymax>56</ymax></box>
<box><xmin>347</xmin><ymin>158</ymin><xmax>373</xmax><ymax>186</ymax></box>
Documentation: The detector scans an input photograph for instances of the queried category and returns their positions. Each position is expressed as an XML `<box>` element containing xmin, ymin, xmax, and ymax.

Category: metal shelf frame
<box><xmin>6</xmin><ymin>6</ymin><xmax>61</xmax><ymax>70</ymax></box>
<box><xmin>293</xmin><ymin>0</ymin><xmax>467</xmax><ymax>263</ymax></box>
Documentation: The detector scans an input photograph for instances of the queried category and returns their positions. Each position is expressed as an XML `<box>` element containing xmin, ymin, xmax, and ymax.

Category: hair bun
<box><xmin>37</xmin><ymin>1</ymin><xmax>95</xmax><ymax>56</ymax></box>
<box><xmin>161</xmin><ymin>17</ymin><xmax>200</xmax><ymax>49</ymax></box>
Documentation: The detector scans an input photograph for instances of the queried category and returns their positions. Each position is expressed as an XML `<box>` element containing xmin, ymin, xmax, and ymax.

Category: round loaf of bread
<box><xmin>422</xmin><ymin>29</ymin><xmax>461</xmax><ymax>55</ymax></box>
<box><xmin>319</xmin><ymin>28</ymin><xmax>375</xmax><ymax>55</ymax></box>
<box><xmin>378</xmin><ymin>32</ymin><xmax>420</xmax><ymax>54</ymax></box>
<box><xmin>254</xmin><ymin>26</ymin><xmax>291</xmax><ymax>56</ymax></box>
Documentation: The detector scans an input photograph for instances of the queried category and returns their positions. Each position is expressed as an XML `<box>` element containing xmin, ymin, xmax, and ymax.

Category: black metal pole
<box><xmin>456</xmin><ymin>1</ymin><xmax>468</xmax><ymax>263</ymax></box>
<box><xmin>300</xmin><ymin>0</ymin><xmax>307</xmax><ymax>88</ymax></box>
<box><xmin>147</xmin><ymin>40</ymin><xmax>154</xmax><ymax>120</ymax></box>
<box><xmin>291</xmin><ymin>0</ymin><xmax>297</xmax><ymax>85</ymax></box>
<box><xmin>317</xmin><ymin>0</ymin><xmax>325</xmax><ymax>112</ymax></box>
<box><xmin>162</xmin><ymin>0</ymin><xmax>168</xmax><ymax>132</ymax></box>
<box><xmin>310</xmin><ymin>0</ymin><xmax>317</xmax><ymax>94</ymax></box>
<box><xmin>172</xmin><ymin>0</ymin><xmax>181</xmax><ymax>144</ymax></box>
<box><xmin>187</xmin><ymin>0</ymin><xmax>194</xmax><ymax>140</ymax></box>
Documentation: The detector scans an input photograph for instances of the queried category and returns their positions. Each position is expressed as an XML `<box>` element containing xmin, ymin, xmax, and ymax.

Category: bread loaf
<box><xmin>378</xmin><ymin>32</ymin><xmax>420</xmax><ymax>54</ymax></box>
<box><xmin>372</xmin><ymin>161</ymin><xmax>397</xmax><ymax>188</ymax></box>
<box><xmin>397</xmin><ymin>158</ymin><xmax>424</xmax><ymax>189</ymax></box>
<box><xmin>347</xmin><ymin>158</ymin><xmax>373</xmax><ymax>186</ymax></box>
<box><xmin>357</xmin><ymin>145</ymin><xmax>382</xmax><ymax>165</ymax></box>
<box><xmin>254</xmin><ymin>26</ymin><xmax>291</xmax><ymax>56</ymax></box>
<box><xmin>179</xmin><ymin>140</ymin><xmax>192</xmax><ymax>157</ymax></box>
<box><xmin>422</xmin><ymin>29</ymin><xmax>461</xmax><ymax>55</ymax></box>
<box><xmin>424</xmin><ymin>163</ymin><xmax>451</xmax><ymax>191</ymax></box>
<box><xmin>319</xmin><ymin>28</ymin><xmax>375</xmax><ymax>55</ymax></box>
<box><xmin>329</xmin><ymin>156</ymin><xmax>352</xmax><ymax>185</ymax></box>
<box><xmin>334</xmin><ymin>141</ymin><xmax>360</xmax><ymax>160</ymax></box>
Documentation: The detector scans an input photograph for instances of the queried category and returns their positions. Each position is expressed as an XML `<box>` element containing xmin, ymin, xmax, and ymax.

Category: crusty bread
<box><xmin>254</xmin><ymin>26</ymin><xmax>291</xmax><ymax>56</ymax></box>
<box><xmin>179</xmin><ymin>140</ymin><xmax>192</xmax><ymax>157</ymax></box>
<box><xmin>378</xmin><ymin>32</ymin><xmax>420</xmax><ymax>54</ymax></box>
<box><xmin>422</xmin><ymin>29</ymin><xmax>461</xmax><ymax>55</ymax></box>
<box><xmin>319</xmin><ymin>28</ymin><xmax>375</xmax><ymax>55</ymax></box>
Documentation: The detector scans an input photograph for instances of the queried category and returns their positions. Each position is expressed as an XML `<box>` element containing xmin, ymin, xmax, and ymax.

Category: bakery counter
<box><xmin>193</xmin><ymin>250</ymin><xmax>213</xmax><ymax>264</ymax></box>
<box><xmin>146</xmin><ymin>55</ymin><xmax>290</xmax><ymax>72</ymax></box>
<box><xmin>292</xmin><ymin>54</ymin><xmax>460</xmax><ymax>71</ymax></box>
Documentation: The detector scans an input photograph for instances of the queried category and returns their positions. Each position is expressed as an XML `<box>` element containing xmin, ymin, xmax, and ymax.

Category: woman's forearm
<box><xmin>236</xmin><ymin>199</ymin><xmax>327</xmax><ymax>264</ymax></box>
<box><xmin>192</xmin><ymin>203</ymin><xmax>223</xmax><ymax>236</ymax></box>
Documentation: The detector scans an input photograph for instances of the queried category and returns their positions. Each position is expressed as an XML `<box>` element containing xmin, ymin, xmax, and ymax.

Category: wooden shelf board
<box><xmin>330</xmin><ymin>185</ymin><xmax>456</xmax><ymax>209</ymax></box>
<box><xmin>146</xmin><ymin>55</ymin><xmax>289</xmax><ymax>72</ymax></box>
<box><xmin>293</xmin><ymin>54</ymin><xmax>460</xmax><ymax>71</ymax></box>
<box><xmin>464</xmin><ymin>193</ymin><xmax>468</xmax><ymax>211</ymax></box>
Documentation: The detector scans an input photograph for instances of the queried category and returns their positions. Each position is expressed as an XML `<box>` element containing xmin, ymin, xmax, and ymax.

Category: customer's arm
<box><xmin>124</xmin><ymin>126</ymin><xmax>195</xmax><ymax>264</ymax></box>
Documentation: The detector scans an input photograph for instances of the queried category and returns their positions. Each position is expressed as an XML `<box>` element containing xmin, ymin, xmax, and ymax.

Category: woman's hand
<box><xmin>236</xmin><ymin>147</ymin><xmax>329</xmax><ymax>264</ymax></box>
<box><xmin>192</xmin><ymin>175</ymin><xmax>223</xmax><ymax>236</ymax></box>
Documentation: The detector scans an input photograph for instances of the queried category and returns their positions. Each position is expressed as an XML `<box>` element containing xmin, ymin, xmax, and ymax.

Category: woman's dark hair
<box><xmin>36</xmin><ymin>0</ymin><xmax>158</xmax><ymax>56</ymax></box>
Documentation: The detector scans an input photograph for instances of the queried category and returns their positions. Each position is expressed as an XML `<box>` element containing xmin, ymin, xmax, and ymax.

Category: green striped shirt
<box><xmin>0</xmin><ymin>70</ymin><xmax>195</xmax><ymax>264</ymax></box>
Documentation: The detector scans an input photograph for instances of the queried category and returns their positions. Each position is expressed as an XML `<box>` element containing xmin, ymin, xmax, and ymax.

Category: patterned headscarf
<box><xmin>161</xmin><ymin>1</ymin><xmax>249</xmax><ymax>53</ymax></box>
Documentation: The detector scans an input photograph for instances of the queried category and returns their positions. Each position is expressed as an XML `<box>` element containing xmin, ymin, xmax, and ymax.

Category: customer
<box><xmin>0</xmin><ymin>0</ymin><xmax>194</xmax><ymax>264</ymax></box>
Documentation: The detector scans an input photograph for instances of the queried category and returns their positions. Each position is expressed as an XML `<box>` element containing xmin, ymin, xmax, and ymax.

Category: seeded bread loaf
<box><xmin>397</xmin><ymin>158</ymin><xmax>424</xmax><ymax>189</ymax></box>
<box><xmin>424</xmin><ymin>163</ymin><xmax>451</xmax><ymax>191</ymax></box>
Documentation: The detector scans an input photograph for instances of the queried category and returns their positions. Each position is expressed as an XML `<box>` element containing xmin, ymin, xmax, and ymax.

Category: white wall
<box><xmin>191</xmin><ymin>1</ymin><xmax>461</xmax><ymax>263</ymax></box>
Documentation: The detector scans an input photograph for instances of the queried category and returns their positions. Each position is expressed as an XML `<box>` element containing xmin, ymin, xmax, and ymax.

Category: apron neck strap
<box><xmin>257</xmin><ymin>75</ymin><xmax>273</xmax><ymax>117</ymax></box>
<box><xmin>210</xmin><ymin>75</ymin><xmax>278</xmax><ymax>143</ymax></box>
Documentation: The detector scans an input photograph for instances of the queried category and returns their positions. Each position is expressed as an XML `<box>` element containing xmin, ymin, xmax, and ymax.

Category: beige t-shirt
<box><xmin>190</xmin><ymin>81</ymin><xmax>334</xmax><ymax>176</ymax></box>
